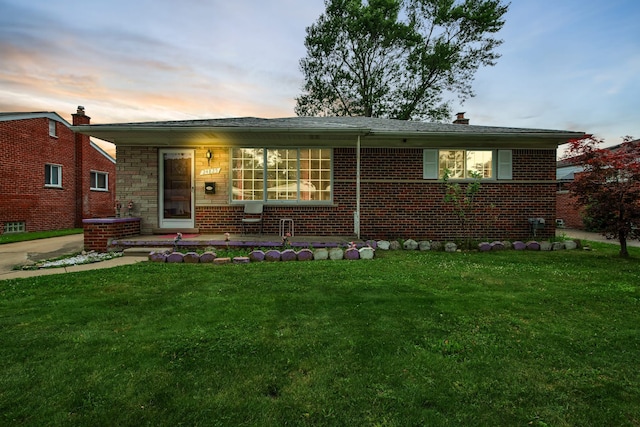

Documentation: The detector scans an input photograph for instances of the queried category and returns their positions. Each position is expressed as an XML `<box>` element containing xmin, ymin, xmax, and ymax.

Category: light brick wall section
<box><xmin>195</xmin><ymin>147</ymin><xmax>230</xmax><ymax>206</ymax></box>
<box><xmin>116</xmin><ymin>146</ymin><xmax>158</xmax><ymax>234</ymax></box>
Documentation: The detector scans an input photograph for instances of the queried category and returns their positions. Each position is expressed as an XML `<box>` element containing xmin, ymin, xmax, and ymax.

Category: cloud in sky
<box><xmin>1</xmin><ymin>0</ymin><xmax>639</xmax><ymax>153</ymax></box>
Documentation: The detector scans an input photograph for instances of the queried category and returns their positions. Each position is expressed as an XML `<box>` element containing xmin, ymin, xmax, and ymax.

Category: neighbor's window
<box><xmin>90</xmin><ymin>171</ymin><xmax>109</xmax><ymax>191</ymax></box>
<box><xmin>4</xmin><ymin>221</ymin><xmax>25</xmax><ymax>233</ymax></box>
<box><xmin>45</xmin><ymin>164</ymin><xmax>62</xmax><ymax>187</ymax></box>
<box><xmin>438</xmin><ymin>150</ymin><xmax>493</xmax><ymax>179</ymax></box>
<box><xmin>49</xmin><ymin>119</ymin><xmax>57</xmax><ymax>137</ymax></box>
<box><xmin>232</xmin><ymin>148</ymin><xmax>332</xmax><ymax>202</ymax></box>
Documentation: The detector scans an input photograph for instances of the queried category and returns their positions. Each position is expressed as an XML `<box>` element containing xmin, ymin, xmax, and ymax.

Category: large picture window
<box><xmin>232</xmin><ymin>148</ymin><xmax>332</xmax><ymax>202</ymax></box>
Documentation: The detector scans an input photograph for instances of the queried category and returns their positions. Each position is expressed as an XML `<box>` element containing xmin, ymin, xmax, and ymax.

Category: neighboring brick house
<box><xmin>556</xmin><ymin>139</ymin><xmax>640</xmax><ymax>230</ymax></box>
<box><xmin>0</xmin><ymin>107</ymin><xmax>116</xmax><ymax>234</ymax></box>
<box><xmin>73</xmin><ymin>115</ymin><xmax>583</xmax><ymax>241</ymax></box>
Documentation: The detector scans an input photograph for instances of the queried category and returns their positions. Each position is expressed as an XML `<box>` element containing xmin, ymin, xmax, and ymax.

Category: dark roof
<box><xmin>72</xmin><ymin>116</ymin><xmax>585</xmax><ymax>149</ymax></box>
<box><xmin>87</xmin><ymin>115</ymin><xmax>580</xmax><ymax>136</ymax></box>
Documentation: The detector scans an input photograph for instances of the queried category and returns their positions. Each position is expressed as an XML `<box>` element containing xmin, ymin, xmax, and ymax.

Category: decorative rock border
<box><xmin>148</xmin><ymin>238</ymin><xmax>581</xmax><ymax>264</ymax></box>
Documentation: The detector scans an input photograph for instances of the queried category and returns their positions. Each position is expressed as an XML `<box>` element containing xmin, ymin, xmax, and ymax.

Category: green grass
<box><xmin>0</xmin><ymin>228</ymin><xmax>83</xmax><ymax>244</ymax></box>
<box><xmin>1</xmin><ymin>244</ymin><xmax>639</xmax><ymax>426</ymax></box>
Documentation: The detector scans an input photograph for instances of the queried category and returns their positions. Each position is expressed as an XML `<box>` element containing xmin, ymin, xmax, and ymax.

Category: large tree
<box><xmin>566</xmin><ymin>136</ymin><xmax>640</xmax><ymax>258</ymax></box>
<box><xmin>295</xmin><ymin>0</ymin><xmax>509</xmax><ymax>121</ymax></box>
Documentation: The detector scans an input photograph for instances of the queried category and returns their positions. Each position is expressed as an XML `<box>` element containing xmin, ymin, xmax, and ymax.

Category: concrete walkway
<box><xmin>0</xmin><ymin>234</ymin><xmax>147</xmax><ymax>281</ymax></box>
<box><xmin>558</xmin><ymin>228</ymin><xmax>640</xmax><ymax>247</ymax></box>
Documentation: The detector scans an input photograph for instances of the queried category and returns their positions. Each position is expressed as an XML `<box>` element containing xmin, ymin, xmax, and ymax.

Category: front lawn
<box><xmin>0</xmin><ymin>228</ymin><xmax>83</xmax><ymax>244</ymax></box>
<box><xmin>1</xmin><ymin>244</ymin><xmax>639</xmax><ymax>426</ymax></box>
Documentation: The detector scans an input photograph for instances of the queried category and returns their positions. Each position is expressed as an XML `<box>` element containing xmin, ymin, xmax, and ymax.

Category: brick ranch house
<box><xmin>72</xmin><ymin>115</ymin><xmax>584</xmax><ymax>242</ymax></box>
<box><xmin>0</xmin><ymin>107</ymin><xmax>116</xmax><ymax>234</ymax></box>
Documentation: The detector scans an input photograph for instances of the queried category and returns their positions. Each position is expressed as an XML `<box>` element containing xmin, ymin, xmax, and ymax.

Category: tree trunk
<box><xmin>619</xmin><ymin>229</ymin><xmax>629</xmax><ymax>258</ymax></box>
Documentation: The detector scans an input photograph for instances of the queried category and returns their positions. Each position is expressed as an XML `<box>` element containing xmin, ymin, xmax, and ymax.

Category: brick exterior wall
<box><xmin>116</xmin><ymin>145</ymin><xmax>557</xmax><ymax>241</ymax></box>
<box><xmin>0</xmin><ymin>112</ymin><xmax>116</xmax><ymax>234</ymax></box>
<box><xmin>83</xmin><ymin>217</ymin><xmax>141</xmax><ymax>252</ymax></box>
<box><xmin>556</xmin><ymin>191</ymin><xmax>584</xmax><ymax>229</ymax></box>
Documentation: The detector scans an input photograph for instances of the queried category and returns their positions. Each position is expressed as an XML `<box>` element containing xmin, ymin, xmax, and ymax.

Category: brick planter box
<box><xmin>83</xmin><ymin>217</ymin><xmax>141</xmax><ymax>252</ymax></box>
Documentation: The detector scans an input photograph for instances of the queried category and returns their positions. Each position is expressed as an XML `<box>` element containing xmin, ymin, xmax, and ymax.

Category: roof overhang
<box><xmin>71</xmin><ymin>121</ymin><xmax>585</xmax><ymax>150</ymax></box>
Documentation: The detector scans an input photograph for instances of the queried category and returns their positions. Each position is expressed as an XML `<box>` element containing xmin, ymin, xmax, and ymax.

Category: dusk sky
<box><xmin>1</xmin><ymin>0</ymin><xmax>638</xmax><ymax>154</ymax></box>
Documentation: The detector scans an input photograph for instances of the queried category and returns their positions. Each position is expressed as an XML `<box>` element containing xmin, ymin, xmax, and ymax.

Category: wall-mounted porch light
<box><xmin>205</xmin><ymin>149</ymin><xmax>213</xmax><ymax>165</ymax></box>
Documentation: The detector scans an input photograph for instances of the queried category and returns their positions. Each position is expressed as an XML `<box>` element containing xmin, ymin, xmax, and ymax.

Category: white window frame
<box><xmin>45</xmin><ymin>164</ymin><xmax>62</xmax><ymax>188</ymax></box>
<box><xmin>4</xmin><ymin>221</ymin><xmax>26</xmax><ymax>233</ymax></box>
<box><xmin>90</xmin><ymin>171</ymin><xmax>109</xmax><ymax>191</ymax></box>
<box><xmin>48</xmin><ymin>119</ymin><xmax>57</xmax><ymax>137</ymax></box>
<box><xmin>423</xmin><ymin>149</ymin><xmax>512</xmax><ymax>180</ymax></box>
<box><xmin>231</xmin><ymin>148</ymin><xmax>333</xmax><ymax>204</ymax></box>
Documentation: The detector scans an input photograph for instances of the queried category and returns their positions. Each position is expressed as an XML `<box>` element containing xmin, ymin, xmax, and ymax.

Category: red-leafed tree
<box><xmin>565</xmin><ymin>135</ymin><xmax>640</xmax><ymax>257</ymax></box>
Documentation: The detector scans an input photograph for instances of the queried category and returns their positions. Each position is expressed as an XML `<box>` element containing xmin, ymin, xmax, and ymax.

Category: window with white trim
<box><xmin>4</xmin><ymin>221</ymin><xmax>26</xmax><ymax>233</ymax></box>
<box><xmin>423</xmin><ymin>149</ymin><xmax>512</xmax><ymax>180</ymax></box>
<box><xmin>49</xmin><ymin>119</ymin><xmax>57</xmax><ymax>137</ymax></box>
<box><xmin>231</xmin><ymin>148</ymin><xmax>332</xmax><ymax>202</ymax></box>
<box><xmin>90</xmin><ymin>171</ymin><xmax>109</xmax><ymax>191</ymax></box>
<box><xmin>45</xmin><ymin>164</ymin><xmax>62</xmax><ymax>187</ymax></box>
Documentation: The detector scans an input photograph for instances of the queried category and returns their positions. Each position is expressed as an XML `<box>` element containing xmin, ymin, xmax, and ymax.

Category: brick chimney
<box><xmin>72</xmin><ymin>106</ymin><xmax>91</xmax><ymax>227</ymax></box>
<box><xmin>453</xmin><ymin>112</ymin><xmax>469</xmax><ymax>125</ymax></box>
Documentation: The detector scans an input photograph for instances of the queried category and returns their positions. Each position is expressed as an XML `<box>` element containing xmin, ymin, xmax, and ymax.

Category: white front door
<box><xmin>159</xmin><ymin>149</ymin><xmax>195</xmax><ymax>229</ymax></box>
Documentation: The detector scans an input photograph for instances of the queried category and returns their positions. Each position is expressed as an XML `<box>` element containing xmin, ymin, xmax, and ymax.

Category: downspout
<box><xmin>355</xmin><ymin>135</ymin><xmax>361</xmax><ymax>239</ymax></box>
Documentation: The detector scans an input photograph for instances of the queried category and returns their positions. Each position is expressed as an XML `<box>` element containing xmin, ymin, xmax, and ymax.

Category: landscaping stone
<box><xmin>281</xmin><ymin>249</ymin><xmax>297</xmax><ymax>261</ymax></box>
<box><xmin>313</xmin><ymin>248</ymin><xmax>329</xmax><ymax>260</ymax></box>
<box><xmin>183</xmin><ymin>252</ymin><xmax>200</xmax><ymax>263</ymax></box>
<box><xmin>501</xmin><ymin>241</ymin><xmax>512</xmax><ymax>250</ymax></box>
<box><xmin>265</xmin><ymin>250</ymin><xmax>281</xmax><ymax>261</ymax></box>
<box><xmin>564</xmin><ymin>240</ymin><xmax>577</xmax><ymax>250</ymax></box>
<box><xmin>430</xmin><ymin>241</ymin><xmax>443</xmax><ymax>251</ymax></box>
<box><xmin>539</xmin><ymin>241</ymin><xmax>552</xmax><ymax>251</ymax></box>
<box><xmin>365</xmin><ymin>240</ymin><xmax>377</xmax><ymax>249</ymax></box>
<box><xmin>418</xmin><ymin>241</ymin><xmax>431</xmax><ymax>251</ymax></box>
<box><xmin>552</xmin><ymin>242</ymin><xmax>565</xmax><ymax>251</ymax></box>
<box><xmin>512</xmin><ymin>241</ymin><xmax>526</xmax><ymax>251</ymax></box>
<box><xmin>389</xmin><ymin>241</ymin><xmax>401</xmax><ymax>250</ymax></box>
<box><xmin>329</xmin><ymin>247</ymin><xmax>344</xmax><ymax>260</ymax></box>
<box><xmin>403</xmin><ymin>239</ymin><xmax>418</xmax><ymax>250</ymax></box>
<box><xmin>296</xmin><ymin>249</ymin><xmax>314</xmax><ymax>261</ymax></box>
<box><xmin>444</xmin><ymin>242</ymin><xmax>457</xmax><ymax>253</ymax></box>
<box><xmin>233</xmin><ymin>256</ymin><xmax>250</xmax><ymax>264</ymax></box>
<box><xmin>377</xmin><ymin>240</ymin><xmax>390</xmax><ymax>250</ymax></box>
<box><xmin>359</xmin><ymin>246</ymin><xmax>375</xmax><ymax>259</ymax></box>
<box><xmin>214</xmin><ymin>257</ymin><xmax>231</xmax><ymax>265</ymax></box>
<box><xmin>345</xmin><ymin>248</ymin><xmax>360</xmax><ymax>260</ymax></box>
<box><xmin>491</xmin><ymin>241</ymin><xmax>506</xmax><ymax>251</ymax></box>
<box><xmin>249</xmin><ymin>250</ymin><xmax>265</xmax><ymax>262</ymax></box>
<box><xmin>478</xmin><ymin>242</ymin><xmax>492</xmax><ymax>251</ymax></box>
<box><xmin>166</xmin><ymin>252</ymin><xmax>184</xmax><ymax>263</ymax></box>
<box><xmin>526</xmin><ymin>241</ymin><xmax>541</xmax><ymax>251</ymax></box>
<box><xmin>199</xmin><ymin>252</ymin><xmax>216</xmax><ymax>263</ymax></box>
<box><xmin>148</xmin><ymin>251</ymin><xmax>167</xmax><ymax>262</ymax></box>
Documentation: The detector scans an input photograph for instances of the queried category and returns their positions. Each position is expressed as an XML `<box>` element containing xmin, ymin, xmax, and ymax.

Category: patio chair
<box><xmin>241</xmin><ymin>203</ymin><xmax>263</xmax><ymax>235</ymax></box>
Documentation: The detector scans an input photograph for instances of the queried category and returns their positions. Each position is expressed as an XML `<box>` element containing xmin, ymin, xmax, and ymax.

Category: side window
<box><xmin>49</xmin><ymin>119</ymin><xmax>57</xmax><ymax>137</ymax></box>
<box><xmin>423</xmin><ymin>149</ymin><xmax>512</xmax><ymax>180</ymax></box>
<box><xmin>45</xmin><ymin>164</ymin><xmax>62</xmax><ymax>187</ymax></box>
<box><xmin>90</xmin><ymin>171</ymin><xmax>109</xmax><ymax>191</ymax></box>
